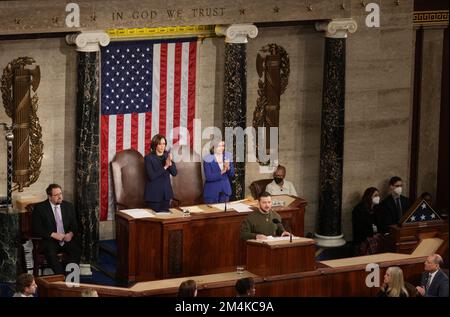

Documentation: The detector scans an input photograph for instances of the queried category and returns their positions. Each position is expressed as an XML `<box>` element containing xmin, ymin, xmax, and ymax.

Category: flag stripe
<box><xmin>151</xmin><ymin>44</ymin><xmax>160</xmax><ymax>137</ymax></box>
<box><xmin>173</xmin><ymin>42</ymin><xmax>182</xmax><ymax>145</ymax></box>
<box><xmin>131</xmin><ymin>113</ymin><xmax>139</xmax><ymax>150</ymax></box>
<box><xmin>137</xmin><ymin>112</ymin><xmax>146</xmax><ymax>155</ymax></box>
<box><xmin>188</xmin><ymin>41</ymin><xmax>197</xmax><ymax>147</ymax></box>
<box><xmin>123</xmin><ymin>114</ymin><xmax>131</xmax><ymax>149</ymax></box>
<box><xmin>100</xmin><ymin>115</ymin><xmax>110</xmax><ymax>221</ymax></box>
<box><xmin>166</xmin><ymin>43</ymin><xmax>175</xmax><ymax>147</ymax></box>
<box><xmin>159</xmin><ymin>43</ymin><xmax>167</xmax><ymax>139</ymax></box>
<box><xmin>179</xmin><ymin>42</ymin><xmax>189</xmax><ymax>145</ymax></box>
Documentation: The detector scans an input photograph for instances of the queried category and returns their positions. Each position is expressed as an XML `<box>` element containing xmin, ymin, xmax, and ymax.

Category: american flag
<box><xmin>404</xmin><ymin>200</ymin><xmax>442</xmax><ymax>224</ymax></box>
<box><xmin>100</xmin><ymin>38</ymin><xmax>197</xmax><ymax>221</ymax></box>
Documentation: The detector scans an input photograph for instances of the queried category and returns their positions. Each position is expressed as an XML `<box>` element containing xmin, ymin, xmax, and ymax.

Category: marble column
<box><xmin>0</xmin><ymin>126</ymin><xmax>19</xmax><ymax>283</ymax></box>
<box><xmin>66</xmin><ymin>31</ymin><xmax>110</xmax><ymax>274</ymax></box>
<box><xmin>314</xmin><ymin>19</ymin><xmax>357</xmax><ymax>248</ymax></box>
<box><xmin>215</xmin><ymin>24</ymin><xmax>258</xmax><ymax>200</ymax></box>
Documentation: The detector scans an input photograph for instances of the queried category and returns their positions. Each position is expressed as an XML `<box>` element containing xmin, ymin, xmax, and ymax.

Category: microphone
<box><xmin>220</xmin><ymin>191</ymin><xmax>228</xmax><ymax>212</ymax></box>
<box><xmin>272</xmin><ymin>218</ymin><xmax>292</xmax><ymax>242</ymax></box>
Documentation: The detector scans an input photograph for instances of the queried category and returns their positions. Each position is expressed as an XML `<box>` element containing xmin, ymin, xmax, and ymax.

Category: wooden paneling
<box><xmin>36</xmin><ymin>256</ymin><xmax>427</xmax><ymax>297</ymax></box>
<box><xmin>116</xmin><ymin>198</ymin><xmax>306</xmax><ymax>283</ymax></box>
<box><xmin>389</xmin><ymin>221</ymin><xmax>449</xmax><ymax>254</ymax></box>
<box><xmin>246</xmin><ymin>240</ymin><xmax>316</xmax><ymax>277</ymax></box>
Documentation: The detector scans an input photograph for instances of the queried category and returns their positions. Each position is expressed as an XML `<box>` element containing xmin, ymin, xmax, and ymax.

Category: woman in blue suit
<box><xmin>203</xmin><ymin>140</ymin><xmax>235</xmax><ymax>204</ymax></box>
<box><xmin>144</xmin><ymin>134</ymin><xmax>177</xmax><ymax>212</ymax></box>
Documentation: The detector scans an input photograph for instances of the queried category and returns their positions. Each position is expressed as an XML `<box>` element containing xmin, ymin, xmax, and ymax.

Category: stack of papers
<box><xmin>209</xmin><ymin>202</ymin><xmax>253</xmax><ymax>212</ymax></box>
<box><xmin>181</xmin><ymin>206</ymin><xmax>205</xmax><ymax>213</ymax></box>
<box><xmin>265</xmin><ymin>236</ymin><xmax>299</xmax><ymax>241</ymax></box>
<box><xmin>120</xmin><ymin>209</ymin><xmax>155</xmax><ymax>219</ymax></box>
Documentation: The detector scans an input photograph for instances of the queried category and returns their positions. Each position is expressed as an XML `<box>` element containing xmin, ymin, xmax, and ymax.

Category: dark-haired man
<box><xmin>32</xmin><ymin>184</ymin><xmax>81</xmax><ymax>275</ymax></box>
<box><xmin>378</xmin><ymin>176</ymin><xmax>412</xmax><ymax>233</ymax></box>
<box><xmin>240</xmin><ymin>191</ymin><xmax>290</xmax><ymax>240</ymax></box>
<box><xmin>13</xmin><ymin>273</ymin><xmax>37</xmax><ymax>297</ymax></box>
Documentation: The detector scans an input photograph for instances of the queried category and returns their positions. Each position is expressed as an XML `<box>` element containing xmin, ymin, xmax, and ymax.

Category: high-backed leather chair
<box><xmin>110</xmin><ymin>149</ymin><xmax>147</xmax><ymax>210</ymax></box>
<box><xmin>110</xmin><ymin>147</ymin><xmax>204</xmax><ymax>210</ymax></box>
<box><xmin>20</xmin><ymin>203</ymin><xmax>67</xmax><ymax>276</ymax></box>
<box><xmin>249</xmin><ymin>179</ymin><xmax>273</xmax><ymax>199</ymax></box>
<box><xmin>171</xmin><ymin>145</ymin><xmax>203</xmax><ymax>206</ymax></box>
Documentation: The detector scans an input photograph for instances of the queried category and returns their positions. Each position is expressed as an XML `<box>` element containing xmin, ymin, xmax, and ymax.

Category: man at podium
<box><xmin>240</xmin><ymin>191</ymin><xmax>291</xmax><ymax>240</ymax></box>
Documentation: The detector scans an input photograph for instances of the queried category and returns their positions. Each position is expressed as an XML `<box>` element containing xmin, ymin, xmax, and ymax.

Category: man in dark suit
<box><xmin>416</xmin><ymin>254</ymin><xmax>449</xmax><ymax>297</ymax></box>
<box><xmin>377</xmin><ymin>176</ymin><xmax>412</xmax><ymax>233</ymax></box>
<box><xmin>32</xmin><ymin>184</ymin><xmax>81</xmax><ymax>275</ymax></box>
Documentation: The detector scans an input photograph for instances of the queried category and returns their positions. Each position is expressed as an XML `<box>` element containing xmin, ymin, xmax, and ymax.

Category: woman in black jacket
<box><xmin>352</xmin><ymin>187</ymin><xmax>381</xmax><ymax>255</ymax></box>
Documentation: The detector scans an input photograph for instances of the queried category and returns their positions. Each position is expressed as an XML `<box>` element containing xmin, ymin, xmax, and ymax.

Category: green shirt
<box><xmin>240</xmin><ymin>209</ymin><xmax>285</xmax><ymax>240</ymax></box>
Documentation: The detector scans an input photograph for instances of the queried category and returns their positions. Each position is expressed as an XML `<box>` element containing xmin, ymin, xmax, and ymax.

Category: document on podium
<box><xmin>265</xmin><ymin>236</ymin><xmax>299</xmax><ymax>242</ymax></box>
<box><xmin>120</xmin><ymin>209</ymin><xmax>155</xmax><ymax>219</ymax></box>
<box><xmin>209</xmin><ymin>202</ymin><xmax>253</xmax><ymax>212</ymax></box>
<box><xmin>181</xmin><ymin>206</ymin><xmax>205</xmax><ymax>213</ymax></box>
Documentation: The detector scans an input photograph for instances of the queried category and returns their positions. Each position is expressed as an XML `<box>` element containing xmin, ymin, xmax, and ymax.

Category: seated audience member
<box><xmin>265</xmin><ymin>165</ymin><xmax>297</xmax><ymax>196</ymax></box>
<box><xmin>416</xmin><ymin>254</ymin><xmax>449</xmax><ymax>297</ymax></box>
<box><xmin>377</xmin><ymin>266</ymin><xmax>409</xmax><ymax>297</ymax></box>
<box><xmin>378</xmin><ymin>176</ymin><xmax>412</xmax><ymax>233</ymax></box>
<box><xmin>420</xmin><ymin>192</ymin><xmax>433</xmax><ymax>207</ymax></box>
<box><xmin>203</xmin><ymin>139</ymin><xmax>235</xmax><ymax>204</ymax></box>
<box><xmin>178</xmin><ymin>279</ymin><xmax>198</xmax><ymax>297</ymax></box>
<box><xmin>81</xmin><ymin>288</ymin><xmax>99</xmax><ymax>297</ymax></box>
<box><xmin>32</xmin><ymin>184</ymin><xmax>81</xmax><ymax>275</ymax></box>
<box><xmin>235</xmin><ymin>277</ymin><xmax>256</xmax><ymax>297</ymax></box>
<box><xmin>13</xmin><ymin>273</ymin><xmax>37</xmax><ymax>297</ymax></box>
<box><xmin>240</xmin><ymin>192</ymin><xmax>291</xmax><ymax>240</ymax></box>
<box><xmin>352</xmin><ymin>187</ymin><xmax>382</xmax><ymax>255</ymax></box>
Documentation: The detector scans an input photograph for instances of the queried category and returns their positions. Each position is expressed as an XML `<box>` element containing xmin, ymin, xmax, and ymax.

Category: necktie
<box><xmin>426</xmin><ymin>273</ymin><xmax>432</xmax><ymax>290</ymax></box>
<box><xmin>54</xmin><ymin>205</ymin><xmax>65</xmax><ymax>246</ymax></box>
<box><xmin>396</xmin><ymin>197</ymin><xmax>402</xmax><ymax>219</ymax></box>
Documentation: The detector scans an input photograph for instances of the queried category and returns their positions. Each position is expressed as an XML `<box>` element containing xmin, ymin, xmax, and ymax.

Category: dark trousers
<box><xmin>146</xmin><ymin>200</ymin><xmax>170</xmax><ymax>212</ymax></box>
<box><xmin>41</xmin><ymin>239</ymin><xmax>81</xmax><ymax>275</ymax></box>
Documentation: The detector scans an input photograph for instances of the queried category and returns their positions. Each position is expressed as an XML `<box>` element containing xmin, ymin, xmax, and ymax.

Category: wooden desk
<box><xmin>36</xmin><ymin>253</ymin><xmax>427</xmax><ymax>297</ymax></box>
<box><xmin>246</xmin><ymin>237</ymin><xmax>316</xmax><ymax>277</ymax></box>
<box><xmin>116</xmin><ymin>196</ymin><xmax>306</xmax><ymax>283</ymax></box>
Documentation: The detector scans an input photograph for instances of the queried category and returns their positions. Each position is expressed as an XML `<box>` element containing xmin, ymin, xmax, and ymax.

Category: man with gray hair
<box><xmin>416</xmin><ymin>254</ymin><xmax>448</xmax><ymax>297</ymax></box>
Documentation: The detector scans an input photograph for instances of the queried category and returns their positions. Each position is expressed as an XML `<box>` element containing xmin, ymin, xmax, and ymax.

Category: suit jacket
<box><xmin>32</xmin><ymin>200</ymin><xmax>78</xmax><ymax>240</ymax></box>
<box><xmin>378</xmin><ymin>194</ymin><xmax>412</xmax><ymax>233</ymax></box>
<box><xmin>144</xmin><ymin>151</ymin><xmax>177</xmax><ymax>202</ymax></box>
<box><xmin>420</xmin><ymin>269</ymin><xmax>449</xmax><ymax>297</ymax></box>
<box><xmin>203</xmin><ymin>152</ymin><xmax>235</xmax><ymax>202</ymax></box>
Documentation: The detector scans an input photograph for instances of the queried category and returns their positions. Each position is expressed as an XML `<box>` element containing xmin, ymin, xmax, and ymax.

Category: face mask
<box><xmin>274</xmin><ymin>177</ymin><xmax>283</xmax><ymax>184</ymax></box>
<box><xmin>393</xmin><ymin>186</ymin><xmax>402</xmax><ymax>195</ymax></box>
<box><xmin>372</xmin><ymin>196</ymin><xmax>380</xmax><ymax>205</ymax></box>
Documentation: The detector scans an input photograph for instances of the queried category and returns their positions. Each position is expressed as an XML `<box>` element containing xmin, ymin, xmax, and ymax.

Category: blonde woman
<box><xmin>378</xmin><ymin>266</ymin><xmax>409</xmax><ymax>297</ymax></box>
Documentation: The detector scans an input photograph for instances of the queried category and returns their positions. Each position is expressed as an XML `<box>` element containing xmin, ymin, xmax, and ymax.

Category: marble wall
<box><xmin>417</xmin><ymin>28</ymin><xmax>444</xmax><ymax>198</ymax></box>
<box><xmin>0</xmin><ymin>37</ymin><xmax>77</xmax><ymax>206</ymax></box>
<box><xmin>342</xmin><ymin>2</ymin><xmax>415</xmax><ymax>239</ymax></box>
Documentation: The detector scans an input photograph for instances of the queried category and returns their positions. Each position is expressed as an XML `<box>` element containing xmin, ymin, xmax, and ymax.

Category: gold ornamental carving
<box><xmin>1</xmin><ymin>57</ymin><xmax>43</xmax><ymax>192</ymax></box>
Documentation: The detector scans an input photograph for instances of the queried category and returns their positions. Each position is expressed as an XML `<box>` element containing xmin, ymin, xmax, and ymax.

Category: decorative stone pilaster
<box><xmin>0</xmin><ymin>124</ymin><xmax>19</xmax><ymax>283</ymax></box>
<box><xmin>215</xmin><ymin>24</ymin><xmax>258</xmax><ymax>200</ymax></box>
<box><xmin>67</xmin><ymin>31</ymin><xmax>109</xmax><ymax>274</ymax></box>
<box><xmin>314</xmin><ymin>19</ymin><xmax>357</xmax><ymax>248</ymax></box>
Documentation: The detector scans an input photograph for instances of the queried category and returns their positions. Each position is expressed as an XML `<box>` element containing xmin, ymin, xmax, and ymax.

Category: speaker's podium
<box><xmin>246</xmin><ymin>237</ymin><xmax>316</xmax><ymax>277</ymax></box>
<box><xmin>389</xmin><ymin>198</ymin><xmax>449</xmax><ymax>255</ymax></box>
